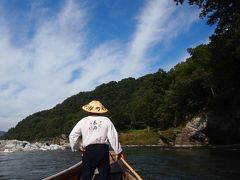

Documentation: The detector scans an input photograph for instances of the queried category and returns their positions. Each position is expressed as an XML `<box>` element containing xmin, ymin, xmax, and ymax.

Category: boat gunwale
<box><xmin>42</xmin><ymin>161</ymin><xmax>82</xmax><ymax>180</ymax></box>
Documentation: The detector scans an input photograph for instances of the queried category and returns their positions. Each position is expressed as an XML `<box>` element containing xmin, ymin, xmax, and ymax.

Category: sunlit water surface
<box><xmin>0</xmin><ymin>147</ymin><xmax>240</xmax><ymax>180</ymax></box>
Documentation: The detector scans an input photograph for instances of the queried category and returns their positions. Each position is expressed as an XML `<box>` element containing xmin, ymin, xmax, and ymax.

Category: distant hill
<box><xmin>0</xmin><ymin>131</ymin><xmax>6</xmax><ymax>137</ymax></box>
<box><xmin>6</xmin><ymin>71</ymin><xmax>168</xmax><ymax>141</ymax></box>
<box><xmin>6</xmin><ymin>68</ymin><xmax>172</xmax><ymax>141</ymax></box>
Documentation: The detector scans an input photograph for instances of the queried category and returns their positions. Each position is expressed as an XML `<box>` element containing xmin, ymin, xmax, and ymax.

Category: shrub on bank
<box><xmin>119</xmin><ymin>129</ymin><xmax>159</xmax><ymax>145</ymax></box>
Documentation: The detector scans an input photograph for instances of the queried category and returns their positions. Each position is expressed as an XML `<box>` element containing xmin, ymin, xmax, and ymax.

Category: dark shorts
<box><xmin>82</xmin><ymin>144</ymin><xmax>110</xmax><ymax>180</ymax></box>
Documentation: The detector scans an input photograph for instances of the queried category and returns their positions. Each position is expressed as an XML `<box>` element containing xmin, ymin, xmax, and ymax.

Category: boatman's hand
<box><xmin>79</xmin><ymin>147</ymin><xmax>85</xmax><ymax>157</ymax></box>
<box><xmin>117</xmin><ymin>151</ymin><xmax>124</xmax><ymax>160</ymax></box>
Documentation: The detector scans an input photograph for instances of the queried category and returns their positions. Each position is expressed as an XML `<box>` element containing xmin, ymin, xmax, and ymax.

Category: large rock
<box><xmin>0</xmin><ymin>140</ymin><xmax>65</xmax><ymax>153</ymax></box>
<box><xmin>158</xmin><ymin>138</ymin><xmax>167</xmax><ymax>146</ymax></box>
<box><xmin>0</xmin><ymin>140</ymin><xmax>29</xmax><ymax>152</ymax></box>
<box><xmin>174</xmin><ymin>115</ymin><xmax>209</xmax><ymax>147</ymax></box>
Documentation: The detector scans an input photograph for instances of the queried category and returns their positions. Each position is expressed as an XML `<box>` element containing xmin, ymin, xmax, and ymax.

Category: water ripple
<box><xmin>0</xmin><ymin>147</ymin><xmax>240</xmax><ymax>180</ymax></box>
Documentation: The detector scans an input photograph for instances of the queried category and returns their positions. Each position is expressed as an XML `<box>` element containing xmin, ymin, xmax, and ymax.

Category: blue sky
<box><xmin>0</xmin><ymin>0</ymin><xmax>214</xmax><ymax>131</ymax></box>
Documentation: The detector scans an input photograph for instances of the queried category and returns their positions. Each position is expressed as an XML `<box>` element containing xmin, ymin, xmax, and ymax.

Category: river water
<box><xmin>0</xmin><ymin>147</ymin><xmax>240</xmax><ymax>180</ymax></box>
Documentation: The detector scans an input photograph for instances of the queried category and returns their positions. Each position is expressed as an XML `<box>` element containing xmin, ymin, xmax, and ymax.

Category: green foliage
<box><xmin>175</xmin><ymin>0</ymin><xmax>240</xmax><ymax>34</ymax></box>
<box><xmin>159</xmin><ymin>127</ymin><xmax>183</xmax><ymax>144</ymax></box>
<box><xmin>119</xmin><ymin>129</ymin><xmax>159</xmax><ymax>145</ymax></box>
<box><xmin>175</xmin><ymin>0</ymin><xmax>240</xmax><ymax>143</ymax></box>
<box><xmin>155</xmin><ymin>45</ymin><xmax>213</xmax><ymax>129</ymax></box>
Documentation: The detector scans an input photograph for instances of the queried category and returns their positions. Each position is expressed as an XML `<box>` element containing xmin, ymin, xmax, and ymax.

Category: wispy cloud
<box><xmin>121</xmin><ymin>1</ymin><xmax>175</xmax><ymax>76</ymax></box>
<box><xmin>0</xmin><ymin>0</ymin><xmax>200</xmax><ymax>131</ymax></box>
<box><xmin>0</xmin><ymin>0</ymin><xmax>88</xmax><ymax>128</ymax></box>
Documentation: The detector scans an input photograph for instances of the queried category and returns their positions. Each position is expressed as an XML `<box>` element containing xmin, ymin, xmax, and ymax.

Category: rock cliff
<box><xmin>174</xmin><ymin>115</ymin><xmax>209</xmax><ymax>147</ymax></box>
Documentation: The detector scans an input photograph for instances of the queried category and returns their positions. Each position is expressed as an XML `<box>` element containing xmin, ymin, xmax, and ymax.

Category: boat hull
<box><xmin>43</xmin><ymin>152</ymin><xmax>137</xmax><ymax>180</ymax></box>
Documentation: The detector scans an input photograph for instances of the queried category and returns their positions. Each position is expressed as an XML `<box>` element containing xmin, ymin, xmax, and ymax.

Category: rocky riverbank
<box><xmin>173</xmin><ymin>115</ymin><xmax>209</xmax><ymax>147</ymax></box>
<box><xmin>0</xmin><ymin>140</ymin><xmax>66</xmax><ymax>153</ymax></box>
<box><xmin>2</xmin><ymin>113</ymin><xmax>236</xmax><ymax>152</ymax></box>
<box><xmin>158</xmin><ymin>114</ymin><xmax>210</xmax><ymax>147</ymax></box>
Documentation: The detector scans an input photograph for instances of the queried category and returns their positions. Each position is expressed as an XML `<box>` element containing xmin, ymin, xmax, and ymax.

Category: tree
<box><xmin>175</xmin><ymin>0</ymin><xmax>240</xmax><ymax>143</ymax></box>
<box><xmin>156</xmin><ymin>45</ymin><xmax>213</xmax><ymax>128</ymax></box>
<box><xmin>175</xmin><ymin>0</ymin><xmax>240</xmax><ymax>35</ymax></box>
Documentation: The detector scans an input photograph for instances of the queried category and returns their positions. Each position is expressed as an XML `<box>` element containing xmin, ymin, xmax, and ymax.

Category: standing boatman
<box><xmin>69</xmin><ymin>100</ymin><xmax>124</xmax><ymax>180</ymax></box>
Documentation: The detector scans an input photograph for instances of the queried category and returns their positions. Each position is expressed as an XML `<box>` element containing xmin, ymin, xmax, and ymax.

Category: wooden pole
<box><xmin>120</xmin><ymin>157</ymin><xmax>142</xmax><ymax>180</ymax></box>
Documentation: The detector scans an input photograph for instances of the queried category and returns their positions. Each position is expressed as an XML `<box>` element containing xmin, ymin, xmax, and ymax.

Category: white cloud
<box><xmin>0</xmin><ymin>0</ymin><xmax>87</xmax><ymax>130</ymax></box>
<box><xmin>119</xmin><ymin>0</ymin><xmax>200</xmax><ymax>77</ymax></box>
<box><xmin>0</xmin><ymin>0</ymin><xmax>200</xmax><ymax>131</ymax></box>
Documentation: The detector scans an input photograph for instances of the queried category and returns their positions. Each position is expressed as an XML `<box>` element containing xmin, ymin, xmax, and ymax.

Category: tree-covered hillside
<box><xmin>5</xmin><ymin>43</ymin><xmax>238</xmax><ymax>143</ymax></box>
<box><xmin>0</xmin><ymin>131</ymin><xmax>6</xmax><ymax>137</ymax></box>
<box><xmin>5</xmin><ymin>0</ymin><xmax>240</xmax><ymax>143</ymax></box>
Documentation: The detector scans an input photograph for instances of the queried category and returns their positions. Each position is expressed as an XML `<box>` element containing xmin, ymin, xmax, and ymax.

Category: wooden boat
<box><xmin>43</xmin><ymin>152</ymin><xmax>142</xmax><ymax>180</ymax></box>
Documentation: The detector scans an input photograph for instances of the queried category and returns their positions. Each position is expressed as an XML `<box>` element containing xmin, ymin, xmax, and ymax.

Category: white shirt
<box><xmin>69</xmin><ymin>116</ymin><xmax>122</xmax><ymax>154</ymax></box>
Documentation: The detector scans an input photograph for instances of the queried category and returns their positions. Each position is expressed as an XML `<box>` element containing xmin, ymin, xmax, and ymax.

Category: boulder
<box><xmin>158</xmin><ymin>138</ymin><xmax>167</xmax><ymax>146</ymax></box>
<box><xmin>0</xmin><ymin>140</ymin><xmax>65</xmax><ymax>152</ymax></box>
<box><xmin>49</xmin><ymin>144</ymin><xmax>65</xmax><ymax>150</ymax></box>
<box><xmin>174</xmin><ymin>115</ymin><xmax>209</xmax><ymax>147</ymax></box>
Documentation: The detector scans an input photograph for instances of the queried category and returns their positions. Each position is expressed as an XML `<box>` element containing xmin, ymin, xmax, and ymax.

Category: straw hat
<box><xmin>82</xmin><ymin>100</ymin><xmax>108</xmax><ymax>114</ymax></box>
